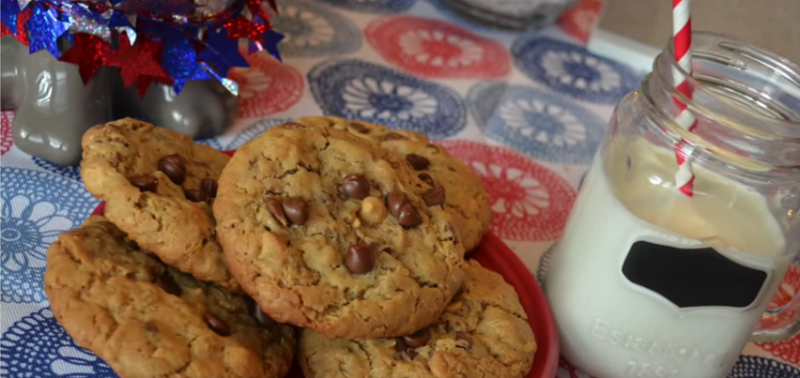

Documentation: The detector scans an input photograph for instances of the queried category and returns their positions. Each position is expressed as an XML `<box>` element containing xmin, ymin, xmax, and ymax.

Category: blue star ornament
<box><xmin>198</xmin><ymin>27</ymin><xmax>249</xmax><ymax>78</ymax></box>
<box><xmin>26</xmin><ymin>3</ymin><xmax>71</xmax><ymax>58</ymax></box>
<box><xmin>1</xmin><ymin>0</ymin><xmax>21</xmax><ymax>34</ymax></box>
<box><xmin>108</xmin><ymin>11</ymin><xmax>132</xmax><ymax>28</ymax></box>
<box><xmin>161</xmin><ymin>39</ymin><xmax>208</xmax><ymax>93</ymax></box>
<box><xmin>260</xmin><ymin>29</ymin><xmax>283</xmax><ymax>60</ymax></box>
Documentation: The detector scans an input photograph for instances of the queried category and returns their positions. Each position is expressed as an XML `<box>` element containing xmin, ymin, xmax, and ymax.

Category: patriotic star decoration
<box><xmin>0</xmin><ymin>0</ymin><xmax>284</xmax><ymax>97</ymax></box>
<box><xmin>1</xmin><ymin>0</ymin><xmax>21</xmax><ymax>34</ymax></box>
<box><xmin>198</xmin><ymin>27</ymin><xmax>249</xmax><ymax>78</ymax></box>
<box><xmin>160</xmin><ymin>38</ymin><xmax>210</xmax><ymax>93</ymax></box>
<box><xmin>58</xmin><ymin>33</ymin><xmax>110</xmax><ymax>83</ymax></box>
<box><xmin>25</xmin><ymin>2</ymin><xmax>71</xmax><ymax>57</ymax></box>
<box><xmin>106</xmin><ymin>33</ymin><xmax>173</xmax><ymax>96</ymax></box>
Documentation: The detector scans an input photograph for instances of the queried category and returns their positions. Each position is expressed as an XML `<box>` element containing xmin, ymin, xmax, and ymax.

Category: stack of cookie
<box><xmin>42</xmin><ymin>117</ymin><xmax>537</xmax><ymax>378</ymax></box>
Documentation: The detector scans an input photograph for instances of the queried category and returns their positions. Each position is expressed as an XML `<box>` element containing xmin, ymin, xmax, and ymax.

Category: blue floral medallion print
<box><xmin>728</xmin><ymin>356</ymin><xmax>800</xmax><ymax>378</ymax></box>
<box><xmin>199</xmin><ymin>118</ymin><xmax>292</xmax><ymax>151</ymax></box>
<box><xmin>32</xmin><ymin>157</ymin><xmax>82</xmax><ymax>182</ymax></box>
<box><xmin>468</xmin><ymin>82</ymin><xmax>606</xmax><ymax>164</ymax></box>
<box><xmin>0</xmin><ymin>308</ymin><xmax>118</xmax><ymax>378</ymax></box>
<box><xmin>0</xmin><ymin>168</ymin><xmax>99</xmax><ymax>303</ymax></box>
<box><xmin>308</xmin><ymin>59</ymin><xmax>466</xmax><ymax>139</ymax></box>
<box><xmin>511</xmin><ymin>35</ymin><xmax>639</xmax><ymax>104</ymax></box>
<box><xmin>273</xmin><ymin>0</ymin><xmax>361</xmax><ymax>57</ymax></box>
<box><xmin>315</xmin><ymin>0</ymin><xmax>416</xmax><ymax>14</ymax></box>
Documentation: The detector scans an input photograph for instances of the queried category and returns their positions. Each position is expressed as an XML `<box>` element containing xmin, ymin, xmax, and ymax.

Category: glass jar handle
<box><xmin>752</xmin><ymin>256</ymin><xmax>800</xmax><ymax>342</ymax></box>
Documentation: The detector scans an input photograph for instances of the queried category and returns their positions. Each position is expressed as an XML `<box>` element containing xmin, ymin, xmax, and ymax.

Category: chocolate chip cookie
<box><xmin>299</xmin><ymin>259</ymin><xmax>537</xmax><ymax>378</ymax></box>
<box><xmin>213</xmin><ymin>124</ymin><xmax>465</xmax><ymax>339</ymax></box>
<box><xmin>295</xmin><ymin>116</ymin><xmax>492</xmax><ymax>250</ymax></box>
<box><xmin>80</xmin><ymin>118</ymin><xmax>239</xmax><ymax>291</ymax></box>
<box><xmin>44</xmin><ymin>216</ymin><xmax>295</xmax><ymax>378</ymax></box>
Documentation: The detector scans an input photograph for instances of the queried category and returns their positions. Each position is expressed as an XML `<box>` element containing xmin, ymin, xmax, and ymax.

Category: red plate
<box><xmin>90</xmin><ymin>150</ymin><xmax>560</xmax><ymax>378</ymax></box>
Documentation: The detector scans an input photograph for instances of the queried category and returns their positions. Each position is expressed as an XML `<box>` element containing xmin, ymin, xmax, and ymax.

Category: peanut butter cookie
<box><xmin>213</xmin><ymin>124</ymin><xmax>465</xmax><ymax>339</ymax></box>
<box><xmin>299</xmin><ymin>259</ymin><xmax>536</xmax><ymax>378</ymax></box>
<box><xmin>80</xmin><ymin>118</ymin><xmax>238</xmax><ymax>291</ymax></box>
<box><xmin>44</xmin><ymin>216</ymin><xmax>295</xmax><ymax>378</ymax></box>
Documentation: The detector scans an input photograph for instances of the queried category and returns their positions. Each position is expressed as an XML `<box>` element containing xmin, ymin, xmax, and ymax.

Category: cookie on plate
<box><xmin>80</xmin><ymin>118</ymin><xmax>239</xmax><ymax>291</ymax></box>
<box><xmin>213</xmin><ymin>123</ymin><xmax>465</xmax><ymax>339</ymax></box>
<box><xmin>43</xmin><ymin>216</ymin><xmax>296</xmax><ymax>378</ymax></box>
<box><xmin>295</xmin><ymin>116</ymin><xmax>491</xmax><ymax>250</ymax></box>
<box><xmin>299</xmin><ymin>259</ymin><xmax>537</xmax><ymax>378</ymax></box>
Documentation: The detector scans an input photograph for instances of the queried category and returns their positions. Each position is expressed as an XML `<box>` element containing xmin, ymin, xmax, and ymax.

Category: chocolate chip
<box><xmin>384</xmin><ymin>132</ymin><xmax>407</xmax><ymax>141</ymax></box>
<box><xmin>386</xmin><ymin>192</ymin><xmax>410</xmax><ymax>218</ymax></box>
<box><xmin>455</xmin><ymin>332</ymin><xmax>473</xmax><ymax>348</ymax></box>
<box><xmin>130</xmin><ymin>175</ymin><xmax>158</xmax><ymax>192</ymax></box>
<box><xmin>423</xmin><ymin>187</ymin><xmax>445</xmax><ymax>207</ymax></box>
<box><xmin>406</xmin><ymin>154</ymin><xmax>430</xmax><ymax>170</ymax></box>
<box><xmin>395</xmin><ymin>339</ymin><xmax>407</xmax><ymax>351</ymax></box>
<box><xmin>282</xmin><ymin>197</ymin><xmax>308</xmax><ymax>225</ymax></box>
<box><xmin>254</xmin><ymin>308</ymin><xmax>275</xmax><ymax>328</ymax></box>
<box><xmin>184</xmin><ymin>189</ymin><xmax>208</xmax><ymax>203</ymax></box>
<box><xmin>349</xmin><ymin>122</ymin><xmax>370</xmax><ymax>133</ymax></box>
<box><xmin>203</xmin><ymin>313</ymin><xmax>231</xmax><ymax>336</ymax></box>
<box><xmin>145</xmin><ymin>321</ymin><xmax>158</xmax><ymax>333</ymax></box>
<box><xmin>158</xmin><ymin>154</ymin><xmax>186</xmax><ymax>184</ymax></box>
<box><xmin>403</xmin><ymin>328</ymin><xmax>430</xmax><ymax>348</ymax></box>
<box><xmin>341</xmin><ymin>174</ymin><xmax>370</xmax><ymax>200</ymax></box>
<box><xmin>200</xmin><ymin>178</ymin><xmax>218</xmax><ymax>197</ymax></box>
<box><xmin>418</xmin><ymin>173</ymin><xmax>435</xmax><ymax>187</ymax></box>
<box><xmin>345</xmin><ymin>242</ymin><xmax>378</xmax><ymax>274</ymax></box>
<box><xmin>155</xmin><ymin>272</ymin><xmax>182</xmax><ymax>296</ymax></box>
<box><xmin>264</xmin><ymin>197</ymin><xmax>288</xmax><ymax>226</ymax></box>
<box><xmin>395</xmin><ymin>338</ymin><xmax>418</xmax><ymax>359</ymax></box>
<box><xmin>398</xmin><ymin>203</ymin><xmax>423</xmax><ymax>227</ymax></box>
<box><xmin>249</xmin><ymin>301</ymin><xmax>275</xmax><ymax>328</ymax></box>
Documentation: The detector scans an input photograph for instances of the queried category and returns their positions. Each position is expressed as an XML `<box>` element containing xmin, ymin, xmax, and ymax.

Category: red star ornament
<box><xmin>106</xmin><ymin>34</ymin><xmax>172</xmax><ymax>90</ymax></box>
<box><xmin>245</xmin><ymin>0</ymin><xmax>270</xmax><ymax>25</ymax></box>
<box><xmin>58</xmin><ymin>34</ymin><xmax>111</xmax><ymax>84</ymax></box>
<box><xmin>1</xmin><ymin>7</ymin><xmax>31</xmax><ymax>46</ymax></box>
<box><xmin>225</xmin><ymin>16</ymin><xmax>269</xmax><ymax>42</ymax></box>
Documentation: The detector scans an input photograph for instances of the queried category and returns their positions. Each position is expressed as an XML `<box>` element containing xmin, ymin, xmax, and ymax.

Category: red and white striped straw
<box><xmin>672</xmin><ymin>0</ymin><xmax>697</xmax><ymax>197</ymax></box>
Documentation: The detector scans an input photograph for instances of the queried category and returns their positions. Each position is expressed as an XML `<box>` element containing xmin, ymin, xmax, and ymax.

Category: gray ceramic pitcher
<box><xmin>0</xmin><ymin>36</ymin><xmax>238</xmax><ymax>166</ymax></box>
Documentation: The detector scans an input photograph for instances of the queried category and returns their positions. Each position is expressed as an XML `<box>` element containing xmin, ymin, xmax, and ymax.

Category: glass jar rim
<box><xmin>655</xmin><ymin>31</ymin><xmax>800</xmax><ymax>141</ymax></box>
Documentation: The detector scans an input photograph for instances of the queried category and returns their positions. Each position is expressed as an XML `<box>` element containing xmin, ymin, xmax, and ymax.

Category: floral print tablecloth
<box><xmin>2</xmin><ymin>0</ymin><xmax>800</xmax><ymax>377</ymax></box>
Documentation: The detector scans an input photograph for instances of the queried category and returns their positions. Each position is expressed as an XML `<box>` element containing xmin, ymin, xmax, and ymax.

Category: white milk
<box><xmin>545</xmin><ymin>138</ymin><xmax>788</xmax><ymax>378</ymax></box>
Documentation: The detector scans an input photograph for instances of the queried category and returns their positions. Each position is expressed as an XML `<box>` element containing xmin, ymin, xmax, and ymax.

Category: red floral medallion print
<box><xmin>755</xmin><ymin>265</ymin><xmax>800</xmax><ymax>364</ymax></box>
<box><xmin>1</xmin><ymin>111</ymin><xmax>13</xmax><ymax>156</ymax></box>
<box><xmin>365</xmin><ymin>16</ymin><xmax>510</xmax><ymax>79</ymax></box>
<box><xmin>556</xmin><ymin>0</ymin><xmax>604</xmax><ymax>44</ymax></box>
<box><xmin>229</xmin><ymin>52</ymin><xmax>304</xmax><ymax>119</ymax></box>
<box><xmin>438</xmin><ymin>140</ymin><xmax>576</xmax><ymax>241</ymax></box>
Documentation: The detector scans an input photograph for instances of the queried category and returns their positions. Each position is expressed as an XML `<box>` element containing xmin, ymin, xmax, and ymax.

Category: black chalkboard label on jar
<box><xmin>622</xmin><ymin>241</ymin><xmax>768</xmax><ymax>308</ymax></box>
